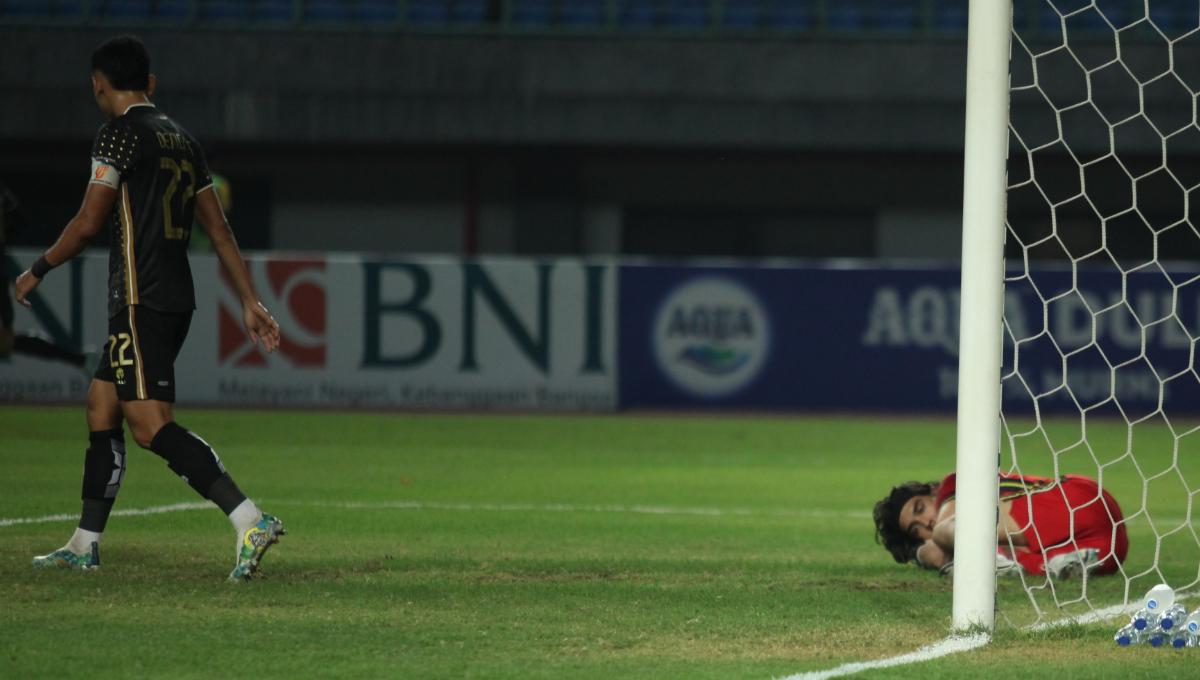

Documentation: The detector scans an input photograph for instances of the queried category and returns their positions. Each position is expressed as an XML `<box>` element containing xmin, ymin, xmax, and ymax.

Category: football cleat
<box><xmin>995</xmin><ymin>551</ymin><xmax>1024</xmax><ymax>578</ymax></box>
<box><xmin>32</xmin><ymin>542</ymin><xmax>100</xmax><ymax>571</ymax></box>
<box><xmin>1047</xmin><ymin>547</ymin><xmax>1101</xmax><ymax>579</ymax></box>
<box><xmin>228</xmin><ymin>513</ymin><xmax>285</xmax><ymax>582</ymax></box>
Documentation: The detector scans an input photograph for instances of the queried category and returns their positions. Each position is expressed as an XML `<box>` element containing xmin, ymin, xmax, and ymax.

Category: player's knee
<box><xmin>130</xmin><ymin>422</ymin><xmax>162</xmax><ymax>449</ymax></box>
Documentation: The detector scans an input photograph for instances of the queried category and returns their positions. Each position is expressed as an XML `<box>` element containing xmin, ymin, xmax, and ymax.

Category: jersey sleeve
<box><xmin>935</xmin><ymin>473</ymin><xmax>956</xmax><ymax>510</ymax></box>
<box><xmin>90</xmin><ymin>120</ymin><xmax>140</xmax><ymax>187</ymax></box>
<box><xmin>192</xmin><ymin>140</ymin><xmax>214</xmax><ymax>194</ymax></box>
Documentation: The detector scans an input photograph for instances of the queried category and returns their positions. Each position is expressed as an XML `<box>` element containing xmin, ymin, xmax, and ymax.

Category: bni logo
<box><xmin>653</xmin><ymin>277</ymin><xmax>770</xmax><ymax>397</ymax></box>
<box><xmin>218</xmin><ymin>259</ymin><xmax>326</xmax><ymax>367</ymax></box>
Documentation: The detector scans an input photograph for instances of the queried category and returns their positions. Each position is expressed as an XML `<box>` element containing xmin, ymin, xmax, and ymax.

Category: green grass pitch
<box><xmin>2</xmin><ymin>406</ymin><xmax>1199</xmax><ymax>678</ymax></box>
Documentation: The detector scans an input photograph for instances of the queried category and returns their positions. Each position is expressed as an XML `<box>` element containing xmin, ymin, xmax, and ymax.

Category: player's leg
<box><xmin>32</xmin><ymin>378</ymin><xmax>124</xmax><ymax>570</ymax></box>
<box><xmin>117</xmin><ymin>306</ymin><xmax>283</xmax><ymax>579</ymax></box>
<box><xmin>1008</xmin><ymin>477</ymin><xmax>1125</xmax><ymax>578</ymax></box>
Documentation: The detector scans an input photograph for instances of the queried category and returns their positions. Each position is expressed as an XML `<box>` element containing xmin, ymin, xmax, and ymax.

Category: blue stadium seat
<box><xmin>2</xmin><ymin>0</ymin><xmax>54</xmax><ymax>17</ymax></box>
<box><xmin>256</xmin><ymin>0</ymin><xmax>296</xmax><ymax>21</ymax></box>
<box><xmin>619</xmin><ymin>3</ymin><xmax>656</xmax><ymax>28</ymax></box>
<box><xmin>453</xmin><ymin>0</ymin><xmax>488</xmax><ymax>25</ymax></box>
<box><xmin>826</xmin><ymin>5</ymin><xmax>863</xmax><ymax>30</ymax></box>
<box><xmin>305</xmin><ymin>0</ymin><xmax>350</xmax><ymax>22</ymax></box>
<box><xmin>197</xmin><ymin>0</ymin><xmax>249</xmax><ymax>20</ymax></box>
<box><xmin>49</xmin><ymin>0</ymin><xmax>86</xmax><ymax>18</ymax></box>
<box><xmin>154</xmin><ymin>0</ymin><xmax>191</xmax><ymax>20</ymax></box>
<box><xmin>665</xmin><ymin>0</ymin><xmax>708</xmax><ymax>29</ymax></box>
<box><xmin>358</xmin><ymin>0</ymin><xmax>399</xmax><ymax>22</ymax></box>
<box><xmin>769</xmin><ymin>1</ymin><xmax>816</xmax><ymax>30</ymax></box>
<box><xmin>408</xmin><ymin>0</ymin><xmax>449</xmax><ymax>25</ymax></box>
<box><xmin>933</xmin><ymin>0</ymin><xmax>966</xmax><ymax>31</ymax></box>
<box><xmin>512</xmin><ymin>0</ymin><xmax>552</xmax><ymax>26</ymax></box>
<box><xmin>103</xmin><ymin>0</ymin><xmax>151</xmax><ymax>19</ymax></box>
<box><xmin>874</xmin><ymin>5</ymin><xmax>917</xmax><ymax>31</ymax></box>
<box><xmin>561</xmin><ymin>0</ymin><xmax>604</xmax><ymax>27</ymax></box>
<box><xmin>721</xmin><ymin>0</ymin><xmax>758</xmax><ymax>28</ymax></box>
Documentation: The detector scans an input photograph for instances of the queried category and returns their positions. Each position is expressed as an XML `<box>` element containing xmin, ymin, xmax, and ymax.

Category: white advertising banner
<box><xmin>2</xmin><ymin>250</ymin><xmax>617</xmax><ymax>411</ymax></box>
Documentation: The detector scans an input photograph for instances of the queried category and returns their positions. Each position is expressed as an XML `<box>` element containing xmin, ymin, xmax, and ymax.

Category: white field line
<box><xmin>776</xmin><ymin>634</ymin><xmax>991</xmax><ymax>680</ymax></box>
<box><xmin>0</xmin><ymin>502</ymin><xmax>210</xmax><ymax>528</ymax></box>
<box><xmin>0</xmin><ymin>499</ymin><xmax>868</xmax><ymax>529</ymax></box>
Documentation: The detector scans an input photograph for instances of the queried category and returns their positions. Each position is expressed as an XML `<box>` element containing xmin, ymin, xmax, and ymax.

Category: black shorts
<box><xmin>94</xmin><ymin>305</ymin><xmax>192</xmax><ymax>402</ymax></box>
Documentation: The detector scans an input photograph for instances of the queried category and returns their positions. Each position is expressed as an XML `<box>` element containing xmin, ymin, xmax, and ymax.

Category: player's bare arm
<box><xmin>13</xmin><ymin>183</ymin><xmax>117</xmax><ymax>307</ymax></box>
<box><xmin>194</xmin><ymin>187</ymin><xmax>280</xmax><ymax>352</ymax></box>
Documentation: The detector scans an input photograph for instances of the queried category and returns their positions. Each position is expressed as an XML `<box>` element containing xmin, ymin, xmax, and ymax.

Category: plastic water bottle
<box><xmin>1148</xmin><ymin>630</ymin><xmax>1170</xmax><ymax>648</ymax></box>
<box><xmin>1132</xmin><ymin>608</ymin><xmax>1161</xmax><ymax>632</ymax></box>
<box><xmin>1115</xmin><ymin>623</ymin><xmax>1144</xmax><ymax>646</ymax></box>
<box><xmin>1159</xmin><ymin>604</ymin><xmax>1188</xmax><ymax>631</ymax></box>
<box><xmin>1132</xmin><ymin>584</ymin><xmax>1176</xmax><ymax>631</ymax></box>
<box><xmin>1184</xmin><ymin>608</ymin><xmax>1200</xmax><ymax>636</ymax></box>
<box><xmin>1170</xmin><ymin>630</ymin><xmax>1194</xmax><ymax>649</ymax></box>
<box><xmin>1143</xmin><ymin>583</ymin><xmax>1176</xmax><ymax>611</ymax></box>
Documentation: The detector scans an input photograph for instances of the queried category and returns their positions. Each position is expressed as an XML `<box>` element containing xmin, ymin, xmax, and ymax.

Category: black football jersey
<box><xmin>91</xmin><ymin>103</ymin><xmax>212</xmax><ymax>318</ymax></box>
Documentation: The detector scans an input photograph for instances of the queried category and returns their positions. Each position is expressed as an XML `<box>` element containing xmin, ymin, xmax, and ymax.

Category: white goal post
<box><xmin>954</xmin><ymin>0</ymin><xmax>1014</xmax><ymax>632</ymax></box>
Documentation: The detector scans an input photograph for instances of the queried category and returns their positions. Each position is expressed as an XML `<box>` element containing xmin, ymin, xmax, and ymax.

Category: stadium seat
<box><xmin>197</xmin><ymin>0</ymin><xmax>249</xmax><ymax>21</ymax></box>
<box><xmin>2</xmin><ymin>0</ymin><xmax>55</xmax><ymax>17</ymax></box>
<box><xmin>103</xmin><ymin>0</ymin><xmax>151</xmax><ymax>19</ymax></box>
<box><xmin>305</xmin><ymin>0</ymin><xmax>349</xmax><ymax>22</ymax></box>
<box><xmin>874</xmin><ymin>5</ymin><xmax>917</xmax><ymax>31</ymax></box>
<box><xmin>561</xmin><ymin>0</ymin><xmax>604</xmax><ymax>27</ymax></box>
<box><xmin>665</xmin><ymin>0</ymin><xmax>709</xmax><ymax>29</ymax></box>
<box><xmin>619</xmin><ymin>2</ymin><xmax>656</xmax><ymax>29</ymax></box>
<box><xmin>358</xmin><ymin>0</ymin><xmax>399</xmax><ymax>22</ymax></box>
<box><xmin>769</xmin><ymin>0</ymin><xmax>816</xmax><ymax>30</ymax></box>
<box><xmin>721</xmin><ymin>0</ymin><xmax>758</xmax><ymax>28</ymax></box>
<box><xmin>48</xmin><ymin>0</ymin><xmax>87</xmax><ymax>18</ymax></box>
<box><xmin>408</xmin><ymin>0</ymin><xmax>449</xmax><ymax>25</ymax></box>
<box><xmin>932</xmin><ymin>0</ymin><xmax>966</xmax><ymax>31</ymax></box>
<box><xmin>512</xmin><ymin>0</ymin><xmax>552</xmax><ymax>26</ymax></box>
<box><xmin>453</xmin><ymin>0</ymin><xmax>488</xmax><ymax>25</ymax></box>
<box><xmin>826</xmin><ymin>5</ymin><xmax>863</xmax><ymax>30</ymax></box>
<box><xmin>256</xmin><ymin>0</ymin><xmax>296</xmax><ymax>21</ymax></box>
<box><xmin>153</xmin><ymin>0</ymin><xmax>191</xmax><ymax>20</ymax></box>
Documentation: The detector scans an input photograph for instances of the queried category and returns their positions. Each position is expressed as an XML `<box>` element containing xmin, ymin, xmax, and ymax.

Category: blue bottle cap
<box><xmin>1134</xmin><ymin>619</ymin><xmax>1148</xmax><ymax>630</ymax></box>
<box><xmin>1117</xmin><ymin>635</ymin><xmax>1132</xmax><ymax>646</ymax></box>
<box><xmin>1150</xmin><ymin>636</ymin><xmax>1165</xmax><ymax>647</ymax></box>
<box><xmin>1162</xmin><ymin>618</ymin><xmax>1175</xmax><ymax>630</ymax></box>
<box><xmin>1174</xmin><ymin>637</ymin><xmax>1187</xmax><ymax>649</ymax></box>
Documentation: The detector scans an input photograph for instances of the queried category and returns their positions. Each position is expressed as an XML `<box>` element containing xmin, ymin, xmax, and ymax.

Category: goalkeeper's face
<box><xmin>898</xmin><ymin>494</ymin><xmax>937</xmax><ymax>542</ymax></box>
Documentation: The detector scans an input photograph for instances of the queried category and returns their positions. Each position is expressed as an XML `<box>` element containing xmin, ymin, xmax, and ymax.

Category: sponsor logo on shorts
<box><xmin>652</xmin><ymin>277</ymin><xmax>771</xmax><ymax>398</ymax></box>
<box><xmin>218</xmin><ymin>259</ymin><xmax>327</xmax><ymax>368</ymax></box>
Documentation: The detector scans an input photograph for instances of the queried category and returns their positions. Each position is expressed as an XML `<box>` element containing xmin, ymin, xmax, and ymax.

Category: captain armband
<box><xmin>89</xmin><ymin>159</ymin><xmax>121</xmax><ymax>190</ymax></box>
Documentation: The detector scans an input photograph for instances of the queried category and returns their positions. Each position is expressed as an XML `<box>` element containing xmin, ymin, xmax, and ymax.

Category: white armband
<box><xmin>89</xmin><ymin>159</ymin><xmax>120</xmax><ymax>189</ymax></box>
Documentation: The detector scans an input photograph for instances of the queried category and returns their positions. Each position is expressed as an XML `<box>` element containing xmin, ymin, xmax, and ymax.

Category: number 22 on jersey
<box><xmin>160</xmin><ymin>157</ymin><xmax>195</xmax><ymax>240</ymax></box>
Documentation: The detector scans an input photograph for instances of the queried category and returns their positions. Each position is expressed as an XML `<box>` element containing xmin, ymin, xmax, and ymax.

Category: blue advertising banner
<box><xmin>618</xmin><ymin>263</ymin><xmax>1200</xmax><ymax>416</ymax></box>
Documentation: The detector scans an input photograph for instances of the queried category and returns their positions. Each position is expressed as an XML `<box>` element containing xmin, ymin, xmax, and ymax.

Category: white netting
<box><xmin>1003</xmin><ymin>0</ymin><xmax>1200</xmax><ymax>625</ymax></box>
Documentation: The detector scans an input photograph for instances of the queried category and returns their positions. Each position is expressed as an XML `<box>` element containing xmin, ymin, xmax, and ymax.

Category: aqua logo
<box><xmin>653</xmin><ymin>278</ymin><xmax>770</xmax><ymax>397</ymax></box>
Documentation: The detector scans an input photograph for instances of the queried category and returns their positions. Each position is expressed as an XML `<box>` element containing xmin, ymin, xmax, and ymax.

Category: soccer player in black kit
<box><xmin>14</xmin><ymin>36</ymin><xmax>285</xmax><ymax>581</ymax></box>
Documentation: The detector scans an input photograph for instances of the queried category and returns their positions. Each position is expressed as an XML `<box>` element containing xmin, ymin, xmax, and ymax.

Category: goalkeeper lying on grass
<box><xmin>873</xmin><ymin>472</ymin><xmax>1128</xmax><ymax>578</ymax></box>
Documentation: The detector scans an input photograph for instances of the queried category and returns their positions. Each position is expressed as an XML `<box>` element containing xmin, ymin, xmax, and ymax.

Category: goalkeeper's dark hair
<box><xmin>91</xmin><ymin>35</ymin><xmax>150</xmax><ymax>91</ymax></box>
<box><xmin>873</xmin><ymin>480</ymin><xmax>938</xmax><ymax>564</ymax></box>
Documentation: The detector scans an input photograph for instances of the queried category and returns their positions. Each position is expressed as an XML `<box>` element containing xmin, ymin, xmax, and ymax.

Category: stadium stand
<box><xmin>2</xmin><ymin>0</ymin><xmax>1198</xmax><ymax>35</ymax></box>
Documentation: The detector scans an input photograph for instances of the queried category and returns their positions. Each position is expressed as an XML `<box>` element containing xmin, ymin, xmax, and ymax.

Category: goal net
<box><xmin>1001</xmin><ymin>0</ymin><xmax>1200</xmax><ymax>626</ymax></box>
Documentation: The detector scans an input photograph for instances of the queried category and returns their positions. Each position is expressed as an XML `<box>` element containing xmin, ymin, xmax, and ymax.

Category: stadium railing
<box><xmin>3</xmin><ymin>0</ymin><xmax>1192</xmax><ymax>38</ymax></box>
